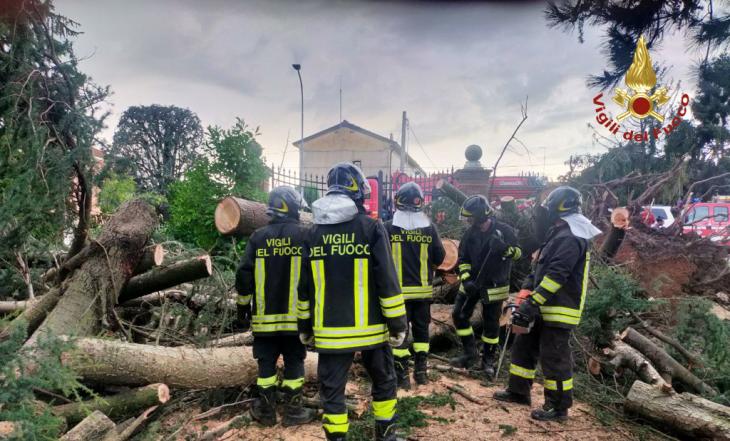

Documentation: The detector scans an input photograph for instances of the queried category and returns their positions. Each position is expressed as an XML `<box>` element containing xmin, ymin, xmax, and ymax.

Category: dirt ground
<box><xmin>174</xmin><ymin>373</ymin><xmax>647</xmax><ymax>441</ymax></box>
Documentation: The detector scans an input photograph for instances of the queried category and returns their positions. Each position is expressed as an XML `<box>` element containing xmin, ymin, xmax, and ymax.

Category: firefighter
<box><xmin>298</xmin><ymin>163</ymin><xmax>407</xmax><ymax>441</ymax></box>
<box><xmin>494</xmin><ymin>186</ymin><xmax>600</xmax><ymax>422</ymax></box>
<box><xmin>234</xmin><ymin>186</ymin><xmax>316</xmax><ymax>427</ymax></box>
<box><xmin>451</xmin><ymin>195</ymin><xmax>522</xmax><ymax>380</ymax></box>
<box><xmin>385</xmin><ymin>182</ymin><xmax>446</xmax><ymax>389</ymax></box>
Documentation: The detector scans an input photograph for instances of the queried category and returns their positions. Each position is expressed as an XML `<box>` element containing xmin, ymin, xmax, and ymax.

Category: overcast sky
<box><xmin>57</xmin><ymin>0</ymin><xmax>701</xmax><ymax>179</ymax></box>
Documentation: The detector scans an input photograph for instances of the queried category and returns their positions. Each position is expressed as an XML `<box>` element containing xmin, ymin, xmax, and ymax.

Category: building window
<box><xmin>353</xmin><ymin>160</ymin><xmax>362</xmax><ymax>169</ymax></box>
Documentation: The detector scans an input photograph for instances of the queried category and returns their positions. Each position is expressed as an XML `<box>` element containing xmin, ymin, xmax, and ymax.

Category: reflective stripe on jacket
<box><xmin>384</xmin><ymin>221</ymin><xmax>445</xmax><ymax>301</ymax></box>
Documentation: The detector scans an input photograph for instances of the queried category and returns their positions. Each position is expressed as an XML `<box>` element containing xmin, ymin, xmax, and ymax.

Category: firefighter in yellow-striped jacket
<box><xmin>451</xmin><ymin>195</ymin><xmax>521</xmax><ymax>380</ymax></box>
<box><xmin>385</xmin><ymin>182</ymin><xmax>445</xmax><ymax>389</ymax></box>
<box><xmin>298</xmin><ymin>163</ymin><xmax>407</xmax><ymax>441</ymax></box>
<box><xmin>234</xmin><ymin>186</ymin><xmax>316</xmax><ymax>428</ymax></box>
<box><xmin>494</xmin><ymin>186</ymin><xmax>600</xmax><ymax>422</ymax></box>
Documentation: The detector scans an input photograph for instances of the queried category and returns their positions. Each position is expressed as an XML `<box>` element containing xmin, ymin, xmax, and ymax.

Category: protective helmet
<box><xmin>395</xmin><ymin>182</ymin><xmax>425</xmax><ymax>212</ymax></box>
<box><xmin>460</xmin><ymin>195</ymin><xmax>494</xmax><ymax>222</ymax></box>
<box><xmin>326</xmin><ymin>162</ymin><xmax>371</xmax><ymax>202</ymax></box>
<box><xmin>541</xmin><ymin>186</ymin><xmax>582</xmax><ymax>221</ymax></box>
<box><xmin>266</xmin><ymin>186</ymin><xmax>307</xmax><ymax>220</ymax></box>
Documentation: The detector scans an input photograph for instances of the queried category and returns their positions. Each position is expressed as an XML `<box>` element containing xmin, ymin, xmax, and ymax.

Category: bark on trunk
<box><xmin>625</xmin><ymin>380</ymin><xmax>730</xmax><ymax>441</ymax></box>
<box><xmin>59</xmin><ymin>410</ymin><xmax>115</xmax><ymax>441</ymax></box>
<box><xmin>200</xmin><ymin>332</ymin><xmax>254</xmax><ymax>348</ymax></box>
<box><xmin>435</xmin><ymin>179</ymin><xmax>467</xmax><ymax>206</ymax></box>
<box><xmin>118</xmin><ymin>256</ymin><xmax>212</xmax><ymax>303</ymax></box>
<box><xmin>101</xmin><ymin>406</ymin><xmax>158</xmax><ymax>441</ymax></box>
<box><xmin>25</xmin><ymin>200</ymin><xmax>158</xmax><ymax>348</ymax></box>
<box><xmin>0</xmin><ymin>288</ymin><xmax>61</xmax><ymax>343</ymax></box>
<box><xmin>215</xmin><ymin>196</ymin><xmax>313</xmax><ymax>237</ymax></box>
<box><xmin>132</xmin><ymin>245</ymin><xmax>165</xmax><ymax>276</ymax></box>
<box><xmin>119</xmin><ymin>290</ymin><xmax>188</xmax><ymax>308</ymax></box>
<box><xmin>52</xmin><ymin>384</ymin><xmax>170</xmax><ymax>425</ymax></box>
<box><xmin>603</xmin><ymin>341</ymin><xmax>672</xmax><ymax>392</ymax></box>
<box><xmin>429</xmin><ymin>304</ymin><xmax>482</xmax><ymax>351</ymax></box>
<box><xmin>66</xmin><ymin>338</ymin><xmax>317</xmax><ymax>389</ymax></box>
<box><xmin>599</xmin><ymin>225</ymin><xmax>626</xmax><ymax>261</ymax></box>
<box><xmin>621</xmin><ymin>327</ymin><xmax>716</xmax><ymax>395</ymax></box>
<box><xmin>0</xmin><ymin>300</ymin><xmax>29</xmax><ymax>314</ymax></box>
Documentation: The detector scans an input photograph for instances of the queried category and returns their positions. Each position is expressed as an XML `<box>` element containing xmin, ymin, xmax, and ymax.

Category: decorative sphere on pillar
<box><xmin>464</xmin><ymin>144</ymin><xmax>483</xmax><ymax>169</ymax></box>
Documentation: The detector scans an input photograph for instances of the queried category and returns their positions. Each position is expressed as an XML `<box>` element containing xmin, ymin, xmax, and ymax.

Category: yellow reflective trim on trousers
<box><xmin>392</xmin><ymin>242</ymin><xmax>403</xmax><ymax>287</ymax></box>
<box><xmin>544</xmin><ymin>378</ymin><xmax>573</xmax><ymax>391</ymax></box>
<box><xmin>314</xmin><ymin>332</ymin><xmax>389</xmax><ymax>349</ymax></box>
<box><xmin>257</xmin><ymin>374</ymin><xmax>278</xmax><ymax>388</ymax></box>
<box><xmin>539</xmin><ymin>306</ymin><xmax>581</xmax><ymax>317</ymax></box>
<box><xmin>539</xmin><ymin>276</ymin><xmax>562</xmax><ymax>293</ymax></box>
<box><xmin>372</xmin><ymin>399</ymin><xmax>397</xmax><ymax>421</ymax></box>
<box><xmin>487</xmin><ymin>285</ymin><xmax>509</xmax><ymax>301</ymax></box>
<box><xmin>541</xmin><ymin>314</ymin><xmax>580</xmax><ymax>325</ymax></box>
<box><xmin>288</xmin><ymin>256</ymin><xmax>301</xmax><ymax>318</ymax></box>
<box><xmin>255</xmin><ymin>258</ymin><xmax>266</xmax><ymax>315</ymax></box>
<box><xmin>322</xmin><ymin>413</ymin><xmax>349</xmax><ymax>434</ymax></box>
<box><xmin>532</xmin><ymin>292</ymin><xmax>547</xmax><ymax>305</ymax></box>
<box><xmin>392</xmin><ymin>348</ymin><xmax>411</xmax><ymax>358</ymax></box>
<box><xmin>481</xmin><ymin>335</ymin><xmax>499</xmax><ymax>345</ymax></box>
<box><xmin>413</xmin><ymin>342</ymin><xmax>429</xmax><ymax>353</ymax></box>
<box><xmin>281</xmin><ymin>377</ymin><xmax>305</xmax><ymax>390</ymax></box>
<box><xmin>253</xmin><ymin>313</ymin><xmax>297</xmax><ymax>323</ymax></box>
<box><xmin>509</xmin><ymin>363</ymin><xmax>536</xmax><ymax>379</ymax></box>
<box><xmin>312</xmin><ymin>260</ymin><xmax>325</xmax><ymax>328</ymax></box>
<box><xmin>252</xmin><ymin>322</ymin><xmax>298</xmax><ymax>333</ymax></box>
<box><xmin>237</xmin><ymin>294</ymin><xmax>251</xmax><ymax>305</ymax></box>
<box><xmin>456</xmin><ymin>327</ymin><xmax>473</xmax><ymax>336</ymax></box>
<box><xmin>419</xmin><ymin>243</ymin><xmax>429</xmax><ymax>287</ymax></box>
<box><xmin>354</xmin><ymin>258</ymin><xmax>368</xmax><ymax>328</ymax></box>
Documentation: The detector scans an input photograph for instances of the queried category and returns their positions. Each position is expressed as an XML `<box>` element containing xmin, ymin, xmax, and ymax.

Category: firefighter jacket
<box><xmin>298</xmin><ymin>213</ymin><xmax>407</xmax><ymax>354</ymax></box>
<box><xmin>384</xmin><ymin>221</ymin><xmax>446</xmax><ymax>302</ymax></box>
<box><xmin>522</xmin><ymin>222</ymin><xmax>590</xmax><ymax>329</ymax></box>
<box><xmin>458</xmin><ymin>220</ymin><xmax>521</xmax><ymax>303</ymax></box>
<box><xmin>235</xmin><ymin>218</ymin><xmax>308</xmax><ymax>336</ymax></box>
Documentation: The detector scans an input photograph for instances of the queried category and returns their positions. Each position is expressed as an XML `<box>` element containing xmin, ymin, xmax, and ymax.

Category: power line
<box><xmin>408</xmin><ymin>124</ymin><xmax>437</xmax><ymax>168</ymax></box>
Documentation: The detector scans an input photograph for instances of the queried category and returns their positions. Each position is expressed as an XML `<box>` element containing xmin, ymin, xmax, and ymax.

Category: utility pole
<box><xmin>292</xmin><ymin>64</ymin><xmax>303</xmax><ymax>178</ymax></box>
<box><xmin>339</xmin><ymin>76</ymin><xmax>342</xmax><ymax>122</ymax></box>
<box><xmin>400</xmin><ymin>111</ymin><xmax>407</xmax><ymax>172</ymax></box>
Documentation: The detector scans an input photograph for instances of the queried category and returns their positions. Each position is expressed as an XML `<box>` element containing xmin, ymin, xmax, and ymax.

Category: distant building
<box><xmin>293</xmin><ymin>120</ymin><xmax>425</xmax><ymax>178</ymax></box>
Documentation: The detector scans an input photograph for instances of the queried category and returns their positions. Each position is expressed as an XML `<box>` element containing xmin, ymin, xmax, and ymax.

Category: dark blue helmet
<box><xmin>326</xmin><ymin>162</ymin><xmax>371</xmax><ymax>202</ymax></box>
<box><xmin>395</xmin><ymin>182</ymin><xmax>425</xmax><ymax>212</ymax></box>
<box><xmin>542</xmin><ymin>186</ymin><xmax>582</xmax><ymax>221</ymax></box>
<box><xmin>267</xmin><ymin>186</ymin><xmax>306</xmax><ymax>220</ymax></box>
<box><xmin>460</xmin><ymin>195</ymin><xmax>494</xmax><ymax>223</ymax></box>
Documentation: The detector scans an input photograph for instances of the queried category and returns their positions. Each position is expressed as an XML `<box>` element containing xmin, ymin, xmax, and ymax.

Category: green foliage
<box><xmin>429</xmin><ymin>197</ymin><xmax>465</xmax><ymax>239</ymax></box>
<box><xmin>0</xmin><ymin>321</ymin><xmax>90</xmax><ymax>440</ymax></box>
<box><xmin>578</xmin><ymin>265</ymin><xmax>653</xmax><ymax>347</ymax></box>
<box><xmin>98</xmin><ymin>173</ymin><xmax>137</xmax><ymax>214</ymax></box>
<box><xmin>672</xmin><ymin>298</ymin><xmax>730</xmax><ymax>404</ymax></box>
<box><xmin>302</xmin><ymin>185</ymin><xmax>319</xmax><ymax>206</ymax></box>
<box><xmin>167</xmin><ymin>161</ymin><xmax>227</xmax><ymax>250</ymax></box>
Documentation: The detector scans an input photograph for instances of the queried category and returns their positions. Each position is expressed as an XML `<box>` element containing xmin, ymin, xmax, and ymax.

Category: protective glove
<box><xmin>462</xmin><ymin>280</ymin><xmax>480</xmax><ymax>299</ymax></box>
<box><xmin>232</xmin><ymin>305</ymin><xmax>251</xmax><ymax>332</ymax></box>
<box><xmin>514</xmin><ymin>289</ymin><xmax>531</xmax><ymax>306</ymax></box>
<box><xmin>299</xmin><ymin>332</ymin><xmax>314</xmax><ymax>346</ymax></box>
<box><xmin>503</xmin><ymin>246</ymin><xmax>521</xmax><ymax>259</ymax></box>
<box><xmin>389</xmin><ymin>331</ymin><xmax>407</xmax><ymax>347</ymax></box>
<box><xmin>489</xmin><ymin>235</ymin><xmax>508</xmax><ymax>256</ymax></box>
<box><xmin>517</xmin><ymin>297</ymin><xmax>540</xmax><ymax>322</ymax></box>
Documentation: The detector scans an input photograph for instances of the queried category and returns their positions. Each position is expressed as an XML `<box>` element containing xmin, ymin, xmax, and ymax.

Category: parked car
<box><xmin>648</xmin><ymin>205</ymin><xmax>675</xmax><ymax>228</ymax></box>
<box><xmin>682</xmin><ymin>202</ymin><xmax>730</xmax><ymax>245</ymax></box>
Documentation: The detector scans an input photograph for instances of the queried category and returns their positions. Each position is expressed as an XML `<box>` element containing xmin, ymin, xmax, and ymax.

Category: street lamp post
<box><xmin>292</xmin><ymin>64</ymin><xmax>304</xmax><ymax>178</ymax></box>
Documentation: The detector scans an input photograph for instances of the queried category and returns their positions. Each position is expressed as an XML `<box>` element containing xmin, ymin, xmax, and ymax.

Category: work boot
<box><xmin>413</xmin><ymin>352</ymin><xmax>428</xmax><ymax>385</ymax></box>
<box><xmin>531</xmin><ymin>407</ymin><xmax>568</xmax><ymax>422</ymax></box>
<box><xmin>375</xmin><ymin>418</ymin><xmax>402</xmax><ymax>441</ymax></box>
<box><xmin>481</xmin><ymin>344</ymin><xmax>496</xmax><ymax>380</ymax></box>
<box><xmin>493</xmin><ymin>389</ymin><xmax>531</xmax><ymax>406</ymax></box>
<box><xmin>280</xmin><ymin>386</ymin><xmax>317</xmax><ymax>427</ymax></box>
<box><xmin>449</xmin><ymin>334</ymin><xmax>477</xmax><ymax>368</ymax></box>
<box><xmin>250</xmin><ymin>386</ymin><xmax>277</xmax><ymax>426</ymax></box>
<box><xmin>394</xmin><ymin>356</ymin><xmax>411</xmax><ymax>390</ymax></box>
<box><xmin>324</xmin><ymin>433</ymin><xmax>347</xmax><ymax>441</ymax></box>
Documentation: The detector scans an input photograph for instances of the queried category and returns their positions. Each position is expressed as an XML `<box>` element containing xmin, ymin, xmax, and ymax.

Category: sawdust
<box><xmin>180</xmin><ymin>374</ymin><xmax>647</xmax><ymax>441</ymax></box>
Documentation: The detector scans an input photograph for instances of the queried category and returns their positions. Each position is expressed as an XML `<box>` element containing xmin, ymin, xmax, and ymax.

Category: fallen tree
<box><xmin>118</xmin><ymin>255</ymin><xmax>212</xmax><ymax>303</ymax></box>
<box><xmin>625</xmin><ymin>380</ymin><xmax>730</xmax><ymax>440</ymax></box>
<box><xmin>603</xmin><ymin>341</ymin><xmax>672</xmax><ymax>392</ymax></box>
<box><xmin>0</xmin><ymin>288</ymin><xmax>61</xmax><ymax>343</ymax></box>
<box><xmin>215</xmin><ymin>196</ymin><xmax>313</xmax><ymax>237</ymax></box>
<box><xmin>59</xmin><ymin>410</ymin><xmax>115</xmax><ymax>441</ymax></box>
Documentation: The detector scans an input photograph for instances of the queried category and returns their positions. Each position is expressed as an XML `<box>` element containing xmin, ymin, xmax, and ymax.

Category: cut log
<box><xmin>0</xmin><ymin>300</ymin><xmax>29</xmax><ymax>314</ymax></box>
<box><xmin>201</xmin><ymin>332</ymin><xmax>254</xmax><ymax>348</ymax></box>
<box><xmin>603</xmin><ymin>341</ymin><xmax>672</xmax><ymax>392</ymax></box>
<box><xmin>66</xmin><ymin>337</ymin><xmax>317</xmax><ymax>389</ymax></box>
<box><xmin>101</xmin><ymin>406</ymin><xmax>158</xmax><ymax>441</ymax></box>
<box><xmin>437</xmin><ymin>239</ymin><xmax>460</xmax><ymax>272</ymax></box>
<box><xmin>630</xmin><ymin>312</ymin><xmax>703</xmax><ymax>367</ymax></box>
<box><xmin>429</xmin><ymin>304</ymin><xmax>483</xmax><ymax>351</ymax></box>
<box><xmin>199</xmin><ymin>415</ymin><xmax>247</xmax><ymax>441</ymax></box>
<box><xmin>0</xmin><ymin>288</ymin><xmax>61</xmax><ymax>343</ymax></box>
<box><xmin>119</xmin><ymin>290</ymin><xmax>188</xmax><ymax>308</ymax></box>
<box><xmin>625</xmin><ymin>380</ymin><xmax>730</xmax><ymax>441</ymax></box>
<box><xmin>25</xmin><ymin>200</ymin><xmax>158</xmax><ymax>347</ymax></box>
<box><xmin>0</xmin><ymin>422</ymin><xmax>17</xmax><ymax>438</ymax></box>
<box><xmin>52</xmin><ymin>383</ymin><xmax>170</xmax><ymax>425</ymax></box>
<box><xmin>132</xmin><ymin>244</ymin><xmax>165</xmax><ymax>276</ymax></box>
<box><xmin>215</xmin><ymin>196</ymin><xmax>313</xmax><ymax>237</ymax></box>
<box><xmin>59</xmin><ymin>410</ymin><xmax>115</xmax><ymax>441</ymax></box>
<box><xmin>435</xmin><ymin>179</ymin><xmax>467</xmax><ymax>206</ymax></box>
<box><xmin>118</xmin><ymin>256</ymin><xmax>212</xmax><ymax>303</ymax></box>
<box><xmin>599</xmin><ymin>207</ymin><xmax>630</xmax><ymax>261</ymax></box>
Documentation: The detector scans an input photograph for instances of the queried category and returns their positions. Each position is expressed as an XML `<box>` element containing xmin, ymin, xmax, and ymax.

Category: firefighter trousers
<box><xmin>318</xmin><ymin>345</ymin><xmax>397</xmax><ymax>437</ymax></box>
<box><xmin>252</xmin><ymin>335</ymin><xmax>306</xmax><ymax>390</ymax></box>
<box><xmin>452</xmin><ymin>292</ymin><xmax>502</xmax><ymax>349</ymax></box>
<box><xmin>506</xmin><ymin>318</ymin><xmax>574</xmax><ymax>411</ymax></box>
<box><xmin>393</xmin><ymin>301</ymin><xmax>430</xmax><ymax>359</ymax></box>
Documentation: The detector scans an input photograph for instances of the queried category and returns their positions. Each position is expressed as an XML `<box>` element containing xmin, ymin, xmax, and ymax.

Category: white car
<box><xmin>648</xmin><ymin>205</ymin><xmax>675</xmax><ymax>228</ymax></box>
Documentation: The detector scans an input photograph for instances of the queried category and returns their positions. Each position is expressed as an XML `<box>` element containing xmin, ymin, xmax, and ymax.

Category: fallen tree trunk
<box><xmin>429</xmin><ymin>304</ymin><xmax>482</xmax><ymax>351</ymax></box>
<box><xmin>101</xmin><ymin>406</ymin><xmax>159</xmax><ymax>441</ymax></box>
<box><xmin>59</xmin><ymin>410</ymin><xmax>115</xmax><ymax>441</ymax></box>
<box><xmin>25</xmin><ymin>200</ymin><xmax>158</xmax><ymax>347</ymax></box>
<box><xmin>53</xmin><ymin>383</ymin><xmax>170</xmax><ymax>425</ymax></box>
<box><xmin>625</xmin><ymin>380</ymin><xmax>730</xmax><ymax>441</ymax></box>
<box><xmin>201</xmin><ymin>332</ymin><xmax>254</xmax><ymax>348</ymax></box>
<box><xmin>67</xmin><ymin>337</ymin><xmax>317</xmax><ymax>389</ymax></box>
<box><xmin>119</xmin><ymin>290</ymin><xmax>188</xmax><ymax>308</ymax></box>
<box><xmin>603</xmin><ymin>341</ymin><xmax>672</xmax><ymax>392</ymax></box>
<box><xmin>118</xmin><ymin>256</ymin><xmax>212</xmax><ymax>303</ymax></box>
<box><xmin>215</xmin><ymin>196</ymin><xmax>313</xmax><ymax>237</ymax></box>
<box><xmin>621</xmin><ymin>327</ymin><xmax>716</xmax><ymax>395</ymax></box>
<box><xmin>630</xmin><ymin>312</ymin><xmax>703</xmax><ymax>367</ymax></box>
<box><xmin>0</xmin><ymin>288</ymin><xmax>61</xmax><ymax>342</ymax></box>
<box><xmin>0</xmin><ymin>300</ymin><xmax>29</xmax><ymax>314</ymax></box>
<box><xmin>435</xmin><ymin>179</ymin><xmax>467</xmax><ymax>206</ymax></box>
<box><xmin>132</xmin><ymin>244</ymin><xmax>165</xmax><ymax>276</ymax></box>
